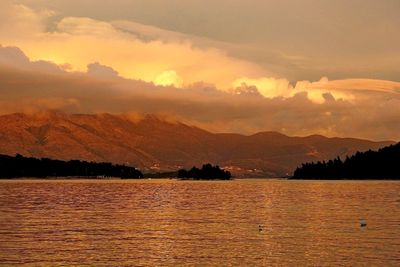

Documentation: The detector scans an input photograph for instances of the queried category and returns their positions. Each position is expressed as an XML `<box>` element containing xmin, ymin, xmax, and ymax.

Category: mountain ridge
<box><xmin>0</xmin><ymin>111</ymin><xmax>394</xmax><ymax>177</ymax></box>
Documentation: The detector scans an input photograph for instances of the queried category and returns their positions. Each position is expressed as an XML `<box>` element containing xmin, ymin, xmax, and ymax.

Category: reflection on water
<box><xmin>0</xmin><ymin>179</ymin><xmax>399</xmax><ymax>266</ymax></box>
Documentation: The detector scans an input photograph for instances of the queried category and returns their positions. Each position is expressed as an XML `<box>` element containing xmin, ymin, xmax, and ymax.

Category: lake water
<box><xmin>0</xmin><ymin>179</ymin><xmax>399</xmax><ymax>266</ymax></box>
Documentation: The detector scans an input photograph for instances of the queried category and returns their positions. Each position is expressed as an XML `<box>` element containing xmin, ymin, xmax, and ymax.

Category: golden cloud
<box><xmin>1</xmin><ymin>2</ymin><xmax>400</xmax><ymax>141</ymax></box>
<box><xmin>0</xmin><ymin>3</ymin><xmax>264</xmax><ymax>89</ymax></box>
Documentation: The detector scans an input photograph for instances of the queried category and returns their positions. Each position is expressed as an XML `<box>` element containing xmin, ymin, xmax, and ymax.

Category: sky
<box><xmin>0</xmin><ymin>0</ymin><xmax>400</xmax><ymax>140</ymax></box>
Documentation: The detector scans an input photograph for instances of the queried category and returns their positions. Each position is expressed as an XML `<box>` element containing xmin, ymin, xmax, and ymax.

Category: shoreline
<box><xmin>0</xmin><ymin>177</ymin><xmax>399</xmax><ymax>182</ymax></box>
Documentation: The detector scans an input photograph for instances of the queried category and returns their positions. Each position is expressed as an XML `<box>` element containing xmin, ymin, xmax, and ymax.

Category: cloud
<box><xmin>303</xmin><ymin>78</ymin><xmax>400</xmax><ymax>95</ymax></box>
<box><xmin>0</xmin><ymin>45</ymin><xmax>400</xmax><ymax>141</ymax></box>
<box><xmin>0</xmin><ymin>2</ymin><xmax>49</xmax><ymax>39</ymax></box>
<box><xmin>2</xmin><ymin>2</ymin><xmax>397</xmax><ymax>102</ymax></box>
<box><xmin>233</xmin><ymin>76</ymin><xmax>400</xmax><ymax>104</ymax></box>
<box><xmin>0</xmin><ymin>45</ymin><xmax>63</xmax><ymax>73</ymax></box>
<box><xmin>0</xmin><ymin>2</ymin><xmax>265</xmax><ymax>89</ymax></box>
<box><xmin>232</xmin><ymin>76</ymin><xmax>355</xmax><ymax>104</ymax></box>
<box><xmin>0</xmin><ymin>2</ymin><xmax>399</xmax><ymax>141</ymax></box>
<box><xmin>13</xmin><ymin>0</ymin><xmax>400</xmax><ymax>82</ymax></box>
<box><xmin>154</xmin><ymin>70</ymin><xmax>183</xmax><ymax>87</ymax></box>
<box><xmin>87</xmin><ymin>62</ymin><xmax>119</xmax><ymax>79</ymax></box>
<box><xmin>233</xmin><ymin>77</ymin><xmax>293</xmax><ymax>99</ymax></box>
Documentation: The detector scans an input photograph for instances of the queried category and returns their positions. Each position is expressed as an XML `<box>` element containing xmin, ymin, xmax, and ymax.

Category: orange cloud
<box><xmin>1</xmin><ymin>46</ymin><xmax>400</xmax><ymax>141</ymax></box>
<box><xmin>0</xmin><ymin>3</ymin><xmax>265</xmax><ymax>89</ymax></box>
<box><xmin>1</xmin><ymin>2</ymin><xmax>400</xmax><ymax>141</ymax></box>
<box><xmin>232</xmin><ymin>76</ymin><xmax>400</xmax><ymax>104</ymax></box>
<box><xmin>154</xmin><ymin>70</ymin><xmax>183</xmax><ymax>87</ymax></box>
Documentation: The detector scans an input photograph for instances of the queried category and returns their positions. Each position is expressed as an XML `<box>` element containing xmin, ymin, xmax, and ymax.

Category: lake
<box><xmin>0</xmin><ymin>179</ymin><xmax>399</xmax><ymax>266</ymax></box>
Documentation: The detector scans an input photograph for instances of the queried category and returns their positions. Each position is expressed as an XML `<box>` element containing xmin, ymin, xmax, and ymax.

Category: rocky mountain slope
<box><xmin>0</xmin><ymin>111</ymin><xmax>394</xmax><ymax>177</ymax></box>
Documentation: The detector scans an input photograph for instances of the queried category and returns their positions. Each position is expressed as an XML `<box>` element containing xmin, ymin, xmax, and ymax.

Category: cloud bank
<box><xmin>0</xmin><ymin>2</ymin><xmax>399</xmax><ymax>141</ymax></box>
<box><xmin>11</xmin><ymin>0</ymin><xmax>400</xmax><ymax>82</ymax></box>
<box><xmin>1</xmin><ymin>45</ymin><xmax>400</xmax><ymax>141</ymax></box>
<box><xmin>0</xmin><ymin>2</ymin><xmax>265</xmax><ymax>89</ymax></box>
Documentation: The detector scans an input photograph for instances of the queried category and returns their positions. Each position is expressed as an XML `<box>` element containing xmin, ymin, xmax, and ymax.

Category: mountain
<box><xmin>0</xmin><ymin>111</ymin><xmax>394</xmax><ymax>177</ymax></box>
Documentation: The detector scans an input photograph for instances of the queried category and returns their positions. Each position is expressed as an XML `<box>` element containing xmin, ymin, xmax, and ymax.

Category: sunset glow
<box><xmin>0</xmin><ymin>0</ymin><xmax>400</xmax><ymax>140</ymax></box>
<box><xmin>1</xmin><ymin>2</ymin><xmax>400</xmax><ymax>265</ymax></box>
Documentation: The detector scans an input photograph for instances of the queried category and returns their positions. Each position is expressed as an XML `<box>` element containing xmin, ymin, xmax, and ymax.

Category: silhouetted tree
<box><xmin>177</xmin><ymin>164</ymin><xmax>231</xmax><ymax>180</ymax></box>
<box><xmin>0</xmin><ymin>154</ymin><xmax>143</xmax><ymax>179</ymax></box>
<box><xmin>292</xmin><ymin>143</ymin><xmax>400</xmax><ymax>179</ymax></box>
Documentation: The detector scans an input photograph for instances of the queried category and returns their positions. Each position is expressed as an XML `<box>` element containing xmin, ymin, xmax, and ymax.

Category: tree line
<box><xmin>0</xmin><ymin>154</ymin><xmax>143</xmax><ymax>179</ymax></box>
<box><xmin>177</xmin><ymin>164</ymin><xmax>231</xmax><ymax>180</ymax></box>
<box><xmin>292</xmin><ymin>143</ymin><xmax>400</xmax><ymax>179</ymax></box>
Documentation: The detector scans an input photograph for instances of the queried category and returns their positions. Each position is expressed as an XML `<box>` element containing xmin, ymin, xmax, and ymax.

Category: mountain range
<box><xmin>0</xmin><ymin>111</ymin><xmax>394</xmax><ymax>177</ymax></box>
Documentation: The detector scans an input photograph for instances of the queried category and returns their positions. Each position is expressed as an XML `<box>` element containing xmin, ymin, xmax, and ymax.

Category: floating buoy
<box><xmin>360</xmin><ymin>219</ymin><xmax>367</xmax><ymax>227</ymax></box>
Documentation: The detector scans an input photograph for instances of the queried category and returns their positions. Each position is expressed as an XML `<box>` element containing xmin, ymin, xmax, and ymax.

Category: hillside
<box><xmin>0</xmin><ymin>111</ymin><xmax>394</xmax><ymax>177</ymax></box>
<box><xmin>293</xmin><ymin>143</ymin><xmax>400</xmax><ymax>179</ymax></box>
